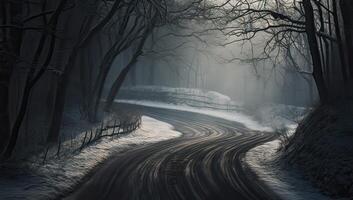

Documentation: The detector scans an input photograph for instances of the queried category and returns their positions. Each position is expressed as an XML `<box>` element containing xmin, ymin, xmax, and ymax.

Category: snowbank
<box><xmin>0</xmin><ymin>116</ymin><xmax>181</xmax><ymax>200</ymax></box>
<box><xmin>118</xmin><ymin>86</ymin><xmax>309</xmax><ymax>132</ymax></box>
<box><xmin>251</xmin><ymin>104</ymin><xmax>309</xmax><ymax>131</ymax></box>
<box><xmin>117</xmin><ymin>100</ymin><xmax>272</xmax><ymax>132</ymax></box>
<box><xmin>243</xmin><ymin>105</ymin><xmax>331</xmax><ymax>200</ymax></box>
<box><xmin>121</xmin><ymin>86</ymin><xmax>234</xmax><ymax>104</ymax></box>
<box><xmin>118</xmin><ymin>86</ymin><xmax>243</xmax><ymax>111</ymax></box>
<box><xmin>281</xmin><ymin>104</ymin><xmax>353</xmax><ymax>198</ymax></box>
<box><xmin>245</xmin><ymin>139</ymin><xmax>331</xmax><ymax>200</ymax></box>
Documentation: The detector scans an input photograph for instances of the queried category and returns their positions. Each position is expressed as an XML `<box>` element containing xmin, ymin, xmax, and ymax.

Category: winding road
<box><xmin>65</xmin><ymin>104</ymin><xmax>280</xmax><ymax>200</ymax></box>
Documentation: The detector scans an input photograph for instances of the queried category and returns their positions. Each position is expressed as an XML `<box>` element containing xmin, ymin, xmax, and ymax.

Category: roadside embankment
<box><xmin>282</xmin><ymin>102</ymin><xmax>353</xmax><ymax>199</ymax></box>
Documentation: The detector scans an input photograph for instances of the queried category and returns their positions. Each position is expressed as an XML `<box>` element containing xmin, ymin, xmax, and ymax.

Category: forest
<box><xmin>0</xmin><ymin>0</ymin><xmax>353</xmax><ymax>199</ymax></box>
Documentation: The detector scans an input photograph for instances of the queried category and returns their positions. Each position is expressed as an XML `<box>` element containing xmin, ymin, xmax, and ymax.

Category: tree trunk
<box><xmin>332</xmin><ymin>0</ymin><xmax>349</xmax><ymax>83</ymax></box>
<box><xmin>79</xmin><ymin>50</ymin><xmax>88</xmax><ymax>118</ymax></box>
<box><xmin>47</xmin><ymin>51</ymin><xmax>77</xmax><ymax>144</ymax></box>
<box><xmin>340</xmin><ymin>0</ymin><xmax>353</xmax><ymax>79</ymax></box>
<box><xmin>0</xmin><ymin>62</ymin><xmax>11</xmax><ymax>153</ymax></box>
<box><xmin>0</xmin><ymin>0</ymin><xmax>10</xmax><ymax>152</ymax></box>
<box><xmin>79</xmin><ymin>15</ymin><xmax>96</xmax><ymax>118</ymax></box>
<box><xmin>46</xmin><ymin>0</ymin><xmax>122</xmax><ymax>144</ymax></box>
<box><xmin>303</xmin><ymin>0</ymin><xmax>328</xmax><ymax>103</ymax></box>
<box><xmin>89</xmin><ymin>52</ymin><xmax>115</xmax><ymax>121</ymax></box>
<box><xmin>105</xmin><ymin>62</ymin><xmax>138</xmax><ymax>111</ymax></box>
<box><xmin>0</xmin><ymin>1</ymin><xmax>23</xmax><ymax>155</ymax></box>
<box><xmin>3</xmin><ymin>0</ymin><xmax>68</xmax><ymax>158</ymax></box>
<box><xmin>87</xmin><ymin>5</ymin><xmax>137</xmax><ymax>121</ymax></box>
<box><xmin>104</xmin><ymin>24</ymin><xmax>153</xmax><ymax>110</ymax></box>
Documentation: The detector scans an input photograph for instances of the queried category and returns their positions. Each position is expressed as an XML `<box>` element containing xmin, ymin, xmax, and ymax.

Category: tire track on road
<box><xmin>65</xmin><ymin>105</ymin><xmax>279</xmax><ymax>200</ymax></box>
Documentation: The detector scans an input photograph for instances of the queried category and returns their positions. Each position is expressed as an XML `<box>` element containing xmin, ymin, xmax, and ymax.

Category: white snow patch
<box><xmin>120</xmin><ymin>86</ymin><xmax>243</xmax><ymax>109</ymax></box>
<box><xmin>0</xmin><ymin>116</ymin><xmax>181</xmax><ymax>200</ymax></box>
<box><xmin>204</xmin><ymin>90</ymin><xmax>231</xmax><ymax>103</ymax></box>
<box><xmin>253</xmin><ymin>104</ymin><xmax>309</xmax><ymax>131</ymax></box>
<box><xmin>116</xmin><ymin>100</ymin><xmax>272</xmax><ymax>132</ymax></box>
<box><xmin>245</xmin><ymin>139</ymin><xmax>331</xmax><ymax>200</ymax></box>
<box><xmin>118</xmin><ymin>86</ymin><xmax>309</xmax><ymax>132</ymax></box>
<box><xmin>122</xmin><ymin>86</ymin><xmax>236</xmax><ymax>103</ymax></box>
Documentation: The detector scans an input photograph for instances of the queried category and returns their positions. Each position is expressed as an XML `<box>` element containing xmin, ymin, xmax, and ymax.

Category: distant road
<box><xmin>65</xmin><ymin>104</ymin><xmax>280</xmax><ymax>200</ymax></box>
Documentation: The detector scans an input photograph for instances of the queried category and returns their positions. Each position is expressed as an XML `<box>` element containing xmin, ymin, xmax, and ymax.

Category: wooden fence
<box><xmin>41</xmin><ymin>116</ymin><xmax>142</xmax><ymax>163</ymax></box>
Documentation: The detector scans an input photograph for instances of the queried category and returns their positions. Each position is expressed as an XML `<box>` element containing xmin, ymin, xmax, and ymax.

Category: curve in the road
<box><xmin>64</xmin><ymin>104</ymin><xmax>280</xmax><ymax>200</ymax></box>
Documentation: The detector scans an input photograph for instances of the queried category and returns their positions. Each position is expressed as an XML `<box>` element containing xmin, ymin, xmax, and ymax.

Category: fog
<box><xmin>2</xmin><ymin>0</ymin><xmax>352</xmax><ymax>198</ymax></box>
<box><xmin>107</xmin><ymin>25</ymin><xmax>318</xmax><ymax>107</ymax></box>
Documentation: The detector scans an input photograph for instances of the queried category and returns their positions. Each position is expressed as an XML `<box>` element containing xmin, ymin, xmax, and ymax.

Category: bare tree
<box><xmin>0</xmin><ymin>0</ymin><xmax>23</xmax><ymax>153</ymax></box>
<box><xmin>205</xmin><ymin>0</ymin><xmax>352</xmax><ymax>103</ymax></box>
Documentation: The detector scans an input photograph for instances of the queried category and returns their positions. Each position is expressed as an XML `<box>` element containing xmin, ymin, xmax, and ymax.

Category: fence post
<box><xmin>100</xmin><ymin>121</ymin><xmax>104</xmax><ymax>137</ymax></box>
<box><xmin>42</xmin><ymin>146</ymin><xmax>49</xmax><ymax>164</ymax></box>
<box><xmin>117</xmin><ymin>125</ymin><xmax>121</xmax><ymax>136</ymax></box>
<box><xmin>94</xmin><ymin>128</ymin><xmax>99</xmax><ymax>140</ymax></box>
<box><xmin>56</xmin><ymin>138</ymin><xmax>61</xmax><ymax>158</ymax></box>
<box><xmin>70</xmin><ymin>132</ymin><xmax>73</xmax><ymax>148</ymax></box>
<box><xmin>80</xmin><ymin>131</ymin><xmax>88</xmax><ymax>150</ymax></box>
<box><xmin>88</xmin><ymin>129</ymin><xmax>93</xmax><ymax>143</ymax></box>
<box><xmin>112</xmin><ymin>120</ymin><xmax>116</xmax><ymax>135</ymax></box>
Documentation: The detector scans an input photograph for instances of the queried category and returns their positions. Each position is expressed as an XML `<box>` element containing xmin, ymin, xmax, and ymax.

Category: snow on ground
<box><xmin>117</xmin><ymin>99</ymin><xmax>272</xmax><ymax>132</ymax></box>
<box><xmin>1</xmin><ymin>86</ymin><xmax>318</xmax><ymax>200</ymax></box>
<box><xmin>121</xmin><ymin>86</ymin><xmax>236</xmax><ymax>105</ymax></box>
<box><xmin>252</xmin><ymin>104</ymin><xmax>309</xmax><ymax>131</ymax></box>
<box><xmin>245</xmin><ymin>139</ymin><xmax>331</xmax><ymax>200</ymax></box>
<box><xmin>118</xmin><ymin>86</ymin><xmax>308</xmax><ymax>132</ymax></box>
<box><xmin>244</xmin><ymin>104</ymin><xmax>331</xmax><ymax>199</ymax></box>
<box><xmin>0</xmin><ymin>116</ymin><xmax>181</xmax><ymax>200</ymax></box>
<box><xmin>119</xmin><ymin>86</ymin><xmax>243</xmax><ymax>111</ymax></box>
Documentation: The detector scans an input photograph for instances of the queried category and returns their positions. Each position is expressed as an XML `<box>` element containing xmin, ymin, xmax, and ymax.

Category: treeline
<box><xmin>203</xmin><ymin>0</ymin><xmax>353</xmax><ymax>103</ymax></box>
<box><xmin>2</xmin><ymin>0</ymin><xmax>352</xmax><ymax>159</ymax></box>
<box><xmin>0</xmin><ymin>0</ymin><xmax>202</xmax><ymax>159</ymax></box>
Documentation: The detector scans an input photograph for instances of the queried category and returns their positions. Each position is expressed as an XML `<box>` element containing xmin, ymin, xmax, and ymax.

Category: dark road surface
<box><xmin>65</xmin><ymin>104</ymin><xmax>280</xmax><ymax>200</ymax></box>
